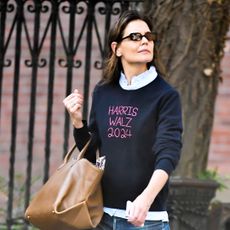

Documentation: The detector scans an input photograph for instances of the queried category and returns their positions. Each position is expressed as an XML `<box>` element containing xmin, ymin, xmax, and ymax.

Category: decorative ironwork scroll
<box><xmin>0</xmin><ymin>0</ymin><xmax>143</xmax><ymax>229</ymax></box>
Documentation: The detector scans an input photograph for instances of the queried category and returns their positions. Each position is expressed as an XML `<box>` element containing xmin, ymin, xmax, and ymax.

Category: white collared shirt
<box><xmin>119</xmin><ymin>66</ymin><xmax>158</xmax><ymax>90</ymax></box>
<box><xmin>103</xmin><ymin>207</ymin><xmax>169</xmax><ymax>222</ymax></box>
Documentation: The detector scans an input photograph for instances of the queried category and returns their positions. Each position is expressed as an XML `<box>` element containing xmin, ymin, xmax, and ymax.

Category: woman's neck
<box><xmin>122</xmin><ymin>64</ymin><xmax>148</xmax><ymax>85</ymax></box>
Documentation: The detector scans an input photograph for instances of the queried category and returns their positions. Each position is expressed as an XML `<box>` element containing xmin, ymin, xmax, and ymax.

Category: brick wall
<box><xmin>208</xmin><ymin>30</ymin><xmax>230</xmax><ymax>175</ymax></box>
<box><xmin>0</xmin><ymin>5</ymin><xmax>229</xmax><ymax>221</ymax></box>
<box><xmin>0</xmin><ymin>6</ymin><xmax>104</xmax><ymax>221</ymax></box>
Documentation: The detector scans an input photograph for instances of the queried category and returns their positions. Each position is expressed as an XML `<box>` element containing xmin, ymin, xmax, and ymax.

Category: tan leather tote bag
<box><xmin>25</xmin><ymin>140</ymin><xmax>104</xmax><ymax>230</ymax></box>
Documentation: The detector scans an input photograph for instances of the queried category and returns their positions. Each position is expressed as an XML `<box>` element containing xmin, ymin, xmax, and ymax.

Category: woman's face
<box><xmin>115</xmin><ymin>19</ymin><xmax>154</xmax><ymax>69</ymax></box>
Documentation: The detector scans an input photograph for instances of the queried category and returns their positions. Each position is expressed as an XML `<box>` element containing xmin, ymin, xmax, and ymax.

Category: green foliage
<box><xmin>198</xmin><ymin>168</ymin><xmax>229</xmax><ymax>191</ymax></box>
<box><xmin>0</xmin><ymin>225</ymin><xmax>38</xmax><ymax>230</ymax></box>
<box><xmin>0</xmin><ymin>175</ymin><xmax>7</xmax><ymax>216</ymax></box>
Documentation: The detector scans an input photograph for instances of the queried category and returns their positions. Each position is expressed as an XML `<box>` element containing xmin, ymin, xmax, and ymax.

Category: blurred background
<box><xmin>0</xmin><ymin>0</ymin><xmax>229</xmax><ymax>229</ymax></box>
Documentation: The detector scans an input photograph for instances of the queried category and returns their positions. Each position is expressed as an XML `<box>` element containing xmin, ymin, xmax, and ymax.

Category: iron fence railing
<box><xmin>0</xmin><ymin>0</ymin><xmax>143</xmax><ymax>229</ymax></box>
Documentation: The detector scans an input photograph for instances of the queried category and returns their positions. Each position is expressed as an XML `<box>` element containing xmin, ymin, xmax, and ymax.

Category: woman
<box><xmin>63</xmin><ymin>10</ymin><xmax>183</xmax><ymax>230</ymax></box>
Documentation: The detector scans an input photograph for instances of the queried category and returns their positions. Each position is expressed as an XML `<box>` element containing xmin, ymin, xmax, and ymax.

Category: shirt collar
<box><xmin>119</xmin><ymin>66</ymin><xmax>158</xmax><ymax>90</ymax></box>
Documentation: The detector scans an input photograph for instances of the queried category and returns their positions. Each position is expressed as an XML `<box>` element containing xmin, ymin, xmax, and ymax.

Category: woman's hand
<box><xmin>126</xmin><ymin>169</ymin><xmax>169</xmax><ymax>227</ymax></box>
<box><xmin>63</xmin><ymin>89</ymin><xmax>84</xmax><ymax>128</ymax></box>
<box><xmin>126</xmin><ymin>192</ymin><xmax>152</xmax><ymax>227</ymax></box>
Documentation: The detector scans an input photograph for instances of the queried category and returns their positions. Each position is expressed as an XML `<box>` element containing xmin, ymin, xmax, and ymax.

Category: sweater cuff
<box><xmin>155</xmin><ymin>158</ymin><xmax>175</xmax><ymax>175</ymax></box>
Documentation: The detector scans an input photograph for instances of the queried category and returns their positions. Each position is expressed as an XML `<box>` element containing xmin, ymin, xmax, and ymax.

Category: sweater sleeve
<box><xmin>73</xmin><ymin>120</ymin><xmax>91</xmax><ymax>150</ymax></box>
<box><xmin>153</xmin><ymin>89</ymin><xmax>183</xmax><ymax>175</ymax></box>
<box><xmin>73</xmin><ymin>88</ymin><xmax>100</xmax><ymax>163</ymax></box>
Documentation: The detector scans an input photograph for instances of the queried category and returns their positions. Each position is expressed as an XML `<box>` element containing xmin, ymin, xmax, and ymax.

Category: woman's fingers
<box><xmin>63</xmin><ymin>89</ymin><xmax>84</xmax><ymax>128</ymax></box>
<box><xmin>127</xmin><ymin>204</ymin><xmax>145</xmax><ymax>227</ymax></box>
<box><xmin>126</xmin><ymin>195</ymin><xmax>150</xmax><ymax>227</ymax></box>
<box><xmin>63</xmin><ymin>90</ymin><xmax>83</xmax><ymax>112</ymax></box>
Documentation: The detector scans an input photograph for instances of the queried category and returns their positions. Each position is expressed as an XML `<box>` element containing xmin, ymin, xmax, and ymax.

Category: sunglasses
<box><xmin>120</xmin><ymin>32</ymin><xmax>157</xmax><ymax>42</ymax></box>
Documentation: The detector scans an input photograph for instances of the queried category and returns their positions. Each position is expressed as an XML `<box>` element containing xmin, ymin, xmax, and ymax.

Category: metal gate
<box><xmin>0</xmin><ymin>1</ymin><xmax>143</xmax><ymax>229</ymax></box>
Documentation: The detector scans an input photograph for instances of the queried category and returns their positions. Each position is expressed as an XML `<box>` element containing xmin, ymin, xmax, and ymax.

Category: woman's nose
<box><xmin>141</xmin><ymin>36</ymin><xmax>149</xmax><ymax>44</ymax></box>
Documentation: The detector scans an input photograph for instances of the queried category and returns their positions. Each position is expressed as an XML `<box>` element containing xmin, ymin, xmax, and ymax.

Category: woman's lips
<box><xmin>138</xmin><ymin>49</ymin><xmax>151</xmax><ymax>53</ymax></box>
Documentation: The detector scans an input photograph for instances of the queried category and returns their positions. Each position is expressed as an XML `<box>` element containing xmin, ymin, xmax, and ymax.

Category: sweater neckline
<box><xmin>119</xmin><ymin>66</ymin><xmax>158</xmax><ymax>90</ymax></box>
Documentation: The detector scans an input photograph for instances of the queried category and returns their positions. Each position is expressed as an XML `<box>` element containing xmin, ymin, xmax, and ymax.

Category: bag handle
<box><xmin>76</xmin><ymin>138</ymin><xmax>92</xmax><ymax>161</ymax></box>
<box><xmin>61</xmin><ymin>139</ymin><xmax>91</xmax><ymax>166</ymax></box>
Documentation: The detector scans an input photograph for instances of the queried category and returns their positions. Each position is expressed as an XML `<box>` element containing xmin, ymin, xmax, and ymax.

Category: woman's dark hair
<box><xmin>102</xmin><ymin>10</ymin><xmax>164</xmax><ymax>85</ymax></box>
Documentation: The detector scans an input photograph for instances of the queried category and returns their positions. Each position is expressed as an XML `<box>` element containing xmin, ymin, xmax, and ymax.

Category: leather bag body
<box><xmin>25</xmin><ymin>140</ymin><xmax>104</xmax><ymax>230</ymax></box>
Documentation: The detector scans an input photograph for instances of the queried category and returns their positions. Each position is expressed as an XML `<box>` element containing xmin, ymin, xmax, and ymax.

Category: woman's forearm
<box><xmin>142</xmin><ymin>169</ymin><xmax>169</xmax><ymax>207</ymax></box>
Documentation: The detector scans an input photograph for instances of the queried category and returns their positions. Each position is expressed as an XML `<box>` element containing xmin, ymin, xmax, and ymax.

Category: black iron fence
<box><xmin>0</xmin><ymin>1</ymin><xmax>143</xmax><ymax>229</ymax></box>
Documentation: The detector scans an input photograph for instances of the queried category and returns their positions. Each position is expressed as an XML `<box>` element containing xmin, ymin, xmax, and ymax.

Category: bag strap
<box><xmin>76</xmin><ymin>138</ymin><xmax>100</xmax><ymax>161</ymax></box>
<box><xmin>76</xmin><ymin>139</ymin><xmax>92</xmax><ymax>161</ymax></box>
<box><xmin>63</xmin><ymin>139</ymin><xmax>91</xmax><ymax>164</ymax></box>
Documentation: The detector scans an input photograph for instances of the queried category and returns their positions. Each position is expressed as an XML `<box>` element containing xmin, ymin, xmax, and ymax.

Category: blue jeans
<box><xmin>89</xmin><ymin>213</ymin><xmax>170</xmax><ymax>230</ymax></box>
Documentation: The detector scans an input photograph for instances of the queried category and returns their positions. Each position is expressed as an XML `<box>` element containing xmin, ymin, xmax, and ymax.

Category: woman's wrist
<box><xmin>72</xmin><ymin>120</ymin><xmax>84</xmax><ymax>129</ymax></box>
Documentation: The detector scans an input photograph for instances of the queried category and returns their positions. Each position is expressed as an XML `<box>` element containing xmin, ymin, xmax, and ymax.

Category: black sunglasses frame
<box><xmin>120</xmin><ymin>32</ymin><xmax>157</xmax><ymax>42</ymax></box>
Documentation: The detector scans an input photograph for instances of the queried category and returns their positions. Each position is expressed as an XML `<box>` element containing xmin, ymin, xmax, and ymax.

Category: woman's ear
<box><xmin>111</xmin><ymin>42</ymin><xmax>122</xmax><ymax>57</ymax></box>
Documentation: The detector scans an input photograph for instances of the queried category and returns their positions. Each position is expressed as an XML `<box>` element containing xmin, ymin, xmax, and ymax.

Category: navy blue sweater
<box><xmin>74</xmin><ymin>75</ymin><xmax>183</xmax><ymax>211</ymax></box>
